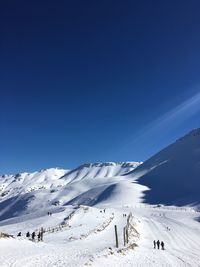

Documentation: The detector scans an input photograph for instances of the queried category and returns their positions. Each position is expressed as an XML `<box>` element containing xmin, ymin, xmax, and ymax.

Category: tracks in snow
<box><xmin>1</xmin><ymin>206</ymin><xmax>200</xmax><ymax>267</ymax></box>
<box><xmin>131</xmin><ymin>209</ymin><xmax>200</xmax><ymax>267</ymax></box>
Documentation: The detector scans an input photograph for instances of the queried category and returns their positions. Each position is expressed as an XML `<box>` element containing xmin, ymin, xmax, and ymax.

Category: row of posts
<box><xmin>114</xmin><ymin>213</ymin><xmax>132</xmax><ymax>248</ymax></box>
<box><xmin>115</xmin><ymin>225</ymin><xmax>129</xmax><ymax>248</ymax></box>
<box><xmin>115</xmin><ymin>212</ymin><xmax>133</xmax><ymax>248</ymax></box>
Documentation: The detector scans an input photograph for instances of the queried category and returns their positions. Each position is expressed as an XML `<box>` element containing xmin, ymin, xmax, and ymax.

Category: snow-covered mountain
<box><xmin>126</xmin><ymin>128</ymin><xmax>200</xmax><ymax>206</ymax></box>
<box><xmin>1</xmin><ymin>128</ymin><xmax>200</xmax><ymax>222</ymax></box>
<box><xmin>0</xmin><ymin>162</ymin><xmax>141</xmax><ymax>221</ymax></box>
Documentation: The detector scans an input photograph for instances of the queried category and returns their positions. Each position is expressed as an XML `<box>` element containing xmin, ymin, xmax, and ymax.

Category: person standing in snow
<box><xmin>38</xmin><ymin>232</ymin><xmax>41</xmax><ymax>242</ymax></box>
<box><xmin>161</xmin><ymin>241</ymin><xmax>165</xmax><ymax>250</ymax></box>
<box><xmin>26</xmin><ymin>231</ymin><xmax>30</xmax><ymax>238</ymax></box>
<box><xmin>17</xmin><ymin>232</ymin><xmax>21</xmax><ymax>237</ymax></box>
<box><xmin>32</xmin><ymin>231</ymin><xmax>36</xmax><ymax>241</ymax></box>
<box><xmin>153</xmin><ymin>240</ymin><xmax>156</xmax><ymax>249</ymax></box>
<box><xmin>157</xmin><ymin>240</ymin><xmax>160</xmax><ymax>249</ymax></box>
<box><xmin>40</xmin><ymin>228</ymin><xmax>44</xmax><ymax>241</ymax></box>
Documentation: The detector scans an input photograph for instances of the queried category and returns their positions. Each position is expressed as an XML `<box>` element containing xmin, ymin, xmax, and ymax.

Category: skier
<box><xmin>32</xmin><ymin>231</ymin><xmax>36</xmax><ymax>241</ymax></box>
<box><xmin>161</xmin><ymin>241</ymin><xmax>165</xmax><ymax>250</ymax></box>
<box><xmin>157</xmin><ymin>240</ymin><xmax>160</xmax><ymax>249</ymax></box>
<box><xmin>153</xmin><ymin>240</ymin><xmax>156</xmax><ymax>249</ymax></box>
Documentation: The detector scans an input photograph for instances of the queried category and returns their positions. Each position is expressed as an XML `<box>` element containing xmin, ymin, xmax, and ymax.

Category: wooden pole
<box><xmin>114</xmin><ymin>225</ymin><xmax>118</xmax><ymax>248</ymax></box>
<box><xmin>126</xmin><ymin>227</ymin><xmax>129</xmax><ymax>244</ymax></box>
<box><xmin>123</xmin><ymin>227</ymin><xmax>126</xmax><ymax>246</ymax></box>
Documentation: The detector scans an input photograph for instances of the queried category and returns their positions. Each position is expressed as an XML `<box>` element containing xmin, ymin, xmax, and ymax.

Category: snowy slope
<box><xmin>0</xmin><ymin>168</ymin><xmax>68</xmax><ymax>221</ymax></box>
<box><xmin>0</xmin><ymin>205</ymin><xmax>200</xmax><ymax>267</ymax></box>
<box><xmin>62</xmin><ymin>162</ymin><xmax>141</xmax><ymax>183</ymax></box>
<box><xmin>126</xmin><ymin>128</ymin><xmax>200</xmax><ymax>207</ymax></box>
<box><xmin>0</xmin><ymin>162</ymin><xmax>141</xmax><ymax>220</ymax></box>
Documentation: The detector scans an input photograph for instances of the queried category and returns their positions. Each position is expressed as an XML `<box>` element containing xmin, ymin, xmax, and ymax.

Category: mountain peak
<box><xmin>78</xmin><ymin>162</ymin><xmax>142</xmax><ymax>169</ymax></box>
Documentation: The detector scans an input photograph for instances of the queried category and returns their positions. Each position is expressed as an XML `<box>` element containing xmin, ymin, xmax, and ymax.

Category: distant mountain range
<box><xmin>0</xmin><ymin>128</ymin><xmax>200</xmax><ymax>222</ymax></box>
<box><xmin>0</xmin><ymin>162</ymin><xmax>141</xmax><ymax>221</ymax></box>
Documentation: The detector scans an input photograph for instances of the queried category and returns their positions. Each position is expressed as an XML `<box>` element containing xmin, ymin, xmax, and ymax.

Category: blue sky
<box><xmin>1</xmin><ymin>0</ymin><xmax>200</xmax><ymax>173</ymax></box>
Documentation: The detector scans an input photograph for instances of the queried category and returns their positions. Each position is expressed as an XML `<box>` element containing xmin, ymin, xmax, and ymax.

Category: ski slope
<box><xmin>0</xmin><ymin>204</ymin><xmax>200</xmax><ymax>266</ymax></box>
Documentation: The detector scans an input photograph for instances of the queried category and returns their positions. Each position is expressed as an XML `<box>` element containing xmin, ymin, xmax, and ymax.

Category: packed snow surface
<box><xmin>0</xmin><ymin>205</ymin><xmax>200</xmax><ymax>266</ymax></box>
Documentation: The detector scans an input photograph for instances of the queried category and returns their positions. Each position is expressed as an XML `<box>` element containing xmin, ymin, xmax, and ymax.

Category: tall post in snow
<box><xmin>123</xmin><ymin>227</ymin><xmax>126</xmax><ymax>246</ymax></box>
<box><xmin>126</xmin><ymin>226</ymin><xmax>129</xmax><ymax>244</ymax></box>
<box><xmin>114</xmin><ymin>225</ymin><xmax>118</xmax><ymax>248</ymax></box>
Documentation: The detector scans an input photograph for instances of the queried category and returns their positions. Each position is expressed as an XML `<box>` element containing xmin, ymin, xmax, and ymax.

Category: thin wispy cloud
<box><xmin>136</xmin><ymin>91</ymin><xmax>200</xmax><ymax>140</ymax></box>
<box><xmin>112</xmin><ymin>91</ymin><xmax>200</xmax><ymax>159</ymax></box>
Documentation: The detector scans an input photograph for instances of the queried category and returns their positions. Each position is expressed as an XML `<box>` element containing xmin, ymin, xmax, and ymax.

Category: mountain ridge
<box><xmin>0</xmin><ymin>161</ymin><xmax>142</xmax><ymax>221</ymax></box>
<box><xmin>1</xmin><ymin>128</ymin><xmax>200</xmax><ymax>222</ymax></box>
<box><xmin>126</xmin><ymin>128</ymin><xmax>200</xmax><ymax>206</ymax></box>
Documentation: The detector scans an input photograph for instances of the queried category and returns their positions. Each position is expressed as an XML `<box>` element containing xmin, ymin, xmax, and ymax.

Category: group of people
<box><xmin>123</xmin><ymin>213</ymin><xmax>127</xmax><ymax>217</ymax></box>
<box><xmin>29</xmin><ymin>231</ymin><xmax>43</xmax><ymax>242</ymax></box>
<box><xmin>153</xmin><ymin>240</ymin><xmax>165</xmax><ymax>250</ymax></box>
<box><xmin>47</xmin><ymin>212</ymin><xmax>52</xmax><ymax>216</ymax></box>
<box><xmin>17</xmin><ymin>230</ymin><xmax>44</xmax><ymax>242</ymax></box>
<box><xmin>100</xmin><ymin>209</ymin><xmax>106</xmax><ymax>213</ymax></box>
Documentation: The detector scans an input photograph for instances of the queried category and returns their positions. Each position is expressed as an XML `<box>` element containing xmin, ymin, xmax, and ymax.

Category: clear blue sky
<box><xmin>1</xmin><ymin>0</ymin><xmax>200</xmax><ymax>174</ymax></box>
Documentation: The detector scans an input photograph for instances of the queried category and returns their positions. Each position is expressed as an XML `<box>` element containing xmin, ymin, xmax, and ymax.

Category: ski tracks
<box><xmin>136</xmin><ymin>211</ymin><xmax>200</xmax><ymax>267</ymax></box>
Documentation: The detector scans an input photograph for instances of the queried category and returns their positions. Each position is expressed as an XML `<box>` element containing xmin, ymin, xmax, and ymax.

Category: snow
<box><xmin>0</xmin><ymin>162</ymin><xmax>141</xmax><ymax>221</ymax></box>
<box><xmin>0</xmin><ymin>130</ymin><xmax>200</xmax><ymax>266</ymax></box>
<box><xmin>0</xmin><ymin>205</ymin><xmax>200</xmax><ymax>266</ymax></box>
<box><xmin>126</xmin><ymin>128</ymin><xmax>200</xmax><ymax>207</ymax></box>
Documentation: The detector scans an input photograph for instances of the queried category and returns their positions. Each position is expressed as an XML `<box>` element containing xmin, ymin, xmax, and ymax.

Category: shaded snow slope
<box><xmin>0</xmin><ymin>162</ymin><xmax>141</xmax><ymax>220</ymax></box>
<box><xmin>66</xmin><ymin>179</ymin><xmax>146</xmax><ymax>207</ymax></box>
<box><xmin>126</xmin><ymin>128</ymin><xmax>200</xmax><ymax>207</ymax></box>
